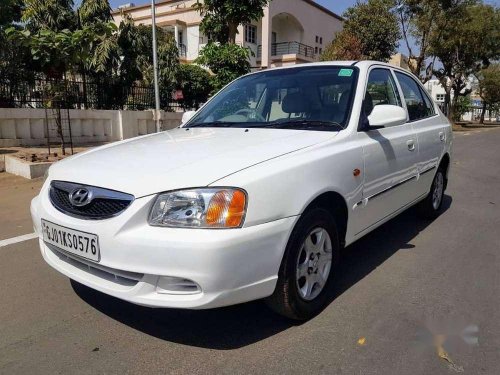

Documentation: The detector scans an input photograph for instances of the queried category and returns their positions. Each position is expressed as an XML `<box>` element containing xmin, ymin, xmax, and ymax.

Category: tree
<box><xmin>6</xmin><ymin>25</ymin><xmax>104</xmax><ymax>78</ymax></box>
<box><xmin>396</xmin><ymin>0</ymin><xmax>459</xmax><ymax>82</ymax></box>
<box><xmin>78</xmin><ymin>0</ymin><xmax>112</xmax><ymax>26</ymax></box>
<box><xmin>115</xmin><ymin>16</ymin><xmax>149</xmax><ymax>86</ymax></box>
<box><xmin>22</xmin><ymin>0</ymin><xmax>76</xmax><ymax>32</ymax></box>
<box><xmin>3</xmin><ymin>0</ymin><xmax>184</xmax><ymax>111</ymax></box>
<box><xmin>322</xmin><ymin>0</ymin><xmax>401</xmax><ymax>62</ymax></box>
<box><xmin>196</xmin><ymin>43</ymin><xmax>251</xmax><ymax>93</ymax></box>
<box><xmin>85</xmin><ymin>23</ymin><xmax>121</xmax><ymax>76</ymax></box>
<box><xmin>452</xmin><ymin>95</ymin><xmax>472</xmax><ymax>122</ymax></box>
<box><xmin>431</xmin><ymin>3</ymin><xmax>500</xmax><ymax>120</ymax></box>
<box><xmin>395</xmin><ymin>0</ymin><xmax>484</xmax><ymax>83</ymax></box>
<box><xmin>75</xmin><ymin>0</ymin><xmax>117</xmax><ymax>97</ymax></box>
<box><xmin>194</xmin><ymin>0</ymin><xmax>270</xmax><ymax>44</ymax></box>
<box><xmin>320</xmin><ymin>32</ymin><xmax>364</xmax><ymax>61</ymax></box>
<box><xmin>133</xmin><ymin>26</ymin><xmax>180</xmax><ymax>108</ymax></box>
<box><xmin>18</xmin><ymin>0</ymin><xmax>81</xmax><ymax>79</ymax></box>
<box><xmin>0</xmin><ymin>0</ymin><xmax>36</xmax><ymax>106</ymax></box>
<box><xmin>476</xmin><ymin>64</ymin><xmax>500</xmax><ymax>123</ymax></box>
<box><xmin>176</xmin><ymin>64</ymin><xmax>213</xmax><ymax>110</ymax></box>
<box><xmin>193</xmin><ymin>0</ymin><xmax>267</xmax><ymax>94</ymax></box>
<box><xmin>0</xmin><ymin>0</ymin><xmax>23</xmax><ymax>27</ymax></box>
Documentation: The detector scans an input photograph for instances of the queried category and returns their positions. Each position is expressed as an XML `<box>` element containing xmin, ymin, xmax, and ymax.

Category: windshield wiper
<box><xmin>187</xmin><ymin>119</ymin><xmax>344</xmax><ymax>131</ymax></box>
<box><xmin>265</xmin><ymin>119</ymin><xmax>344</xmax><ymax>130</ymax></box>
<box><xmin>187</xmin><ymin>121</ymin><xmax>237</xmax><ymax>128</ymax></box>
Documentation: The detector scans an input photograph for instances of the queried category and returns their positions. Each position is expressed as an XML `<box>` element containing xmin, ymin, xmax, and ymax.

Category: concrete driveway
<box><xmin>1</xmin><ymin>129</ymin><xmax>499</xmax><ymax>374</ymax></box>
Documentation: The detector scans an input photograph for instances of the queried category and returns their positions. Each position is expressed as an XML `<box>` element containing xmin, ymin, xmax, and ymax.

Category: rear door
<box><xmin>354</xmin><ymin>67</ymin><xmax>420</xmax><ymax>234</ymax></box>
<box><xmin>393</xmin><ymin>71</ymin><xmax>447</xmax><ymax>197</ymax></box>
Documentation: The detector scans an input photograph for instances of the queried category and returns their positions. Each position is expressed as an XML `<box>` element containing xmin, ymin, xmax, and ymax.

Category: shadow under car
<box><xmin>72</xmin><ymin>195</ymin><xmax>452</xmax><ymax>350</ymax></box>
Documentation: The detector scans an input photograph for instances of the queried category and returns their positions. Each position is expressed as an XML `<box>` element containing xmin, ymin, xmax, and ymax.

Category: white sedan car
<box><xmin>31</xmin><ymin>61</ymin><xmax>452</xmax><ymax>320</ymax></box>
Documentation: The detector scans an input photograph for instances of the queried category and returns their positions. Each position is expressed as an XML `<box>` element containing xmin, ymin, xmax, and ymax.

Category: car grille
<box><xmin>49</xmin><ymin>181</ymin><xmax>134</xmax><ymax>220</ymax></box>
<box><xmin>47</xmin><ymin>244</ymin><xmax>143</xmax><ymax>287</ymax></box>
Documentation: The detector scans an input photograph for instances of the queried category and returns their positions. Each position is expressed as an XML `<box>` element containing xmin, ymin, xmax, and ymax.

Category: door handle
<box><xmin>439</xmin><ymin>132</ymin><xmax>446</xmax><ymax>142</ymax></box>
<box><xmin>407</xmin><ymin>140</ymin><xmax>415</xmax><ymax>151</ymax></box>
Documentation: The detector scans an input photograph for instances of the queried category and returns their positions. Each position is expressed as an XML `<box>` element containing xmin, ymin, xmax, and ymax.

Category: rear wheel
<box><xmin>417</xmin><ymin>167</ymin><xmax>446</xmax><ymax>219</ymax></box>
<box><xmin>266</xmin><ymin>208</ymin><xmax>340</xmax><ymax>320</ymax></box>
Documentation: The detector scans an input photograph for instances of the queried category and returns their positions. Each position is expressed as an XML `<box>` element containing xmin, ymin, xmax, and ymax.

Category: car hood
<box><xmin>49</xmin><ymin>127</ymin><xmax>337</xmax><ymax>197</ymax></box>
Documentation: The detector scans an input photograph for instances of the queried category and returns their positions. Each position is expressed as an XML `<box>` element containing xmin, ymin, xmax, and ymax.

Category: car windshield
<box><xmin>186</xmin><ymin>66</ymin><xmax>358</xmax><ymax>131</ymax></box>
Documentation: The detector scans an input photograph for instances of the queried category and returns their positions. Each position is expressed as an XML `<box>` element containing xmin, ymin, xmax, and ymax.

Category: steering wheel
<box><xmin>235</xmin><ymin>108</ymin><xmax>266</xmax><ymax>122</ymax></box>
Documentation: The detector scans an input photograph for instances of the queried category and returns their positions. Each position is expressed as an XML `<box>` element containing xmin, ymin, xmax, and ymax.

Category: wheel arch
<box><xmin>302</xmin><ymin>191</ymin><xmax>349</xmax><ymax>248</ymax></box>
<box><xmin>439</xmin><ymin>153</ymin><xmax>451</xmax><ymax>189</ymax></box>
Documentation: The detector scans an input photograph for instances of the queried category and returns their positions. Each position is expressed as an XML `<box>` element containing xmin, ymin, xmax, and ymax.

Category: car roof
<box><xmin>249</xmin><ymin>60</ymin><xmax>399</xmax><ymax>73</ymax></box>
<box><xmin>246</xmin><ymin>60</ymin><xmax>415</xmax><ymax>80</ymax></box>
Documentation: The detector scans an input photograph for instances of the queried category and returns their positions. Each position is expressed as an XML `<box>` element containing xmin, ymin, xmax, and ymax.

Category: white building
<box><xmin>424</xmin><ymin>78</ymin><xmax>485</xmax><ymax>121</ymax></box>
<box><xmin>112</xmin><ymin>0</ymin><xmax>344</xmax><ymax>68</ymax></box>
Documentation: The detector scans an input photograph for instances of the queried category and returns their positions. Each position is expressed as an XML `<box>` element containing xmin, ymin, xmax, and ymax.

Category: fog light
<box><xmin>156</xmin><ymin>276</ymin><xmax>201</xmax><ymax>295</ymax></box>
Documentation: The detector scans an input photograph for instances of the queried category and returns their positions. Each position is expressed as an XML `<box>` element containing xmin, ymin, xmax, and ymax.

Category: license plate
<box><xmin>41</xmin><ymin>219</ymin><xmax>100</xmax><ymax>262</ymax></box>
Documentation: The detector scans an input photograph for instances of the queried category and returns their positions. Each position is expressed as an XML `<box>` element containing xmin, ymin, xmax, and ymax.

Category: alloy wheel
<box><xmin>432</xmin><ymin>172</ymin><xmax>444</xmax><ymax>210</ymax></box>
<box><xmin>296</xmin><ymin>227</ymin><xmax>333</xmax><ymax>301</ymax></box>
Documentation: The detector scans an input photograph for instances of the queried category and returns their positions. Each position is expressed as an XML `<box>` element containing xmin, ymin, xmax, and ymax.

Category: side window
<box><xmin>419</xmin><ymin>86</ymin><xmax>436</xmax><ymax>116</ymax></box>
<box><xmin>365</xmin><ymin>68</ymin><xmax>402</xmax><ymax>116</ymax></box>
<box><xmin>244</xmin><ymin>24</ymin><xmax>257</xmax><ymax>44</ymax></box>
<box><xmin>395</xmin><ymin>72</ymin><xmax>434</xmax><ymax>121</ymax></box>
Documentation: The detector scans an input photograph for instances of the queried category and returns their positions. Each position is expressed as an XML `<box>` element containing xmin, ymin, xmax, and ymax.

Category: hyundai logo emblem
<box><xmin>69</xmin><ymin>188</ymin><xmax>93</xmax><ymax>207</ymax></box>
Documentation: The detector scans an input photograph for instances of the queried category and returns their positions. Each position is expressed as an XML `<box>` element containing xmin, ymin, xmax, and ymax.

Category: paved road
<box><xmin>1</xmin><ymin>129</ymin><xmax>499</xmax><ymax>374</ymax></box>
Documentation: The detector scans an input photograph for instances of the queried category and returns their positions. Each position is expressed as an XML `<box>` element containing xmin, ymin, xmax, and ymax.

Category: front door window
<box><xmin>365</xmin><ymin>68</ymin><xmax>402</xmax><ymax>120</ymax></box>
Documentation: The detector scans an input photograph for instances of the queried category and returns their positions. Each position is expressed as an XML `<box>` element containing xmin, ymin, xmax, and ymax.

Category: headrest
<box><xmin>282</xmin><ymin>92</ymin><xmax>311</xmax><ymax>114</ymax></box>
<box><xmin>338</xmin><ymin>90</ymin><xmax>351</xmax><ymax>108</ymax></box>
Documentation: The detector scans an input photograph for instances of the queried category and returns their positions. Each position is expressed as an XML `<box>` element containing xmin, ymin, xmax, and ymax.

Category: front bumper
<box><xmin>31</xmin><ymin>186</ymin><xmax>296</xmax><ymax>309</ymax></box>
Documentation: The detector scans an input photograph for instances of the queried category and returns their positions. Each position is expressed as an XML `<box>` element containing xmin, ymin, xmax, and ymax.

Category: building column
<box><xmin>236</xmin><ymin>25</ymin><xmax>245</xmax><ymax>45</ymax></box>
<box><xmin>261</xmin><ymin>6</ymin><xmax>272</xmax><ymax>69</ymax></box>
<box><xmin>174</xmin><ymin>24</ymin><xmax>179</xmax><ymax>46</ymax></box>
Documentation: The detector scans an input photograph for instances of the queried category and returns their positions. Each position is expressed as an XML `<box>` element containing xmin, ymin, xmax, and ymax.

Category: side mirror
<box><xmin>366</xmin><ymin>105</ymin><xmax>407</xmax><ymax>129</ymax></box>
<box><xmin>180</xmin><ymin>111</ymin><xmax>196</xmax><ymax>127</ymax></box>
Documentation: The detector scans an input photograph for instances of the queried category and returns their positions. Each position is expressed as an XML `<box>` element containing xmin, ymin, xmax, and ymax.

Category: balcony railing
<box><xmin>257</xmin><ymin>42</ymin><xmax>315</xmax><ymax>59</ymax></box>
<box><xmin>178</xmin><ymin>43</ymin><xmax>187</xmax><ymax>57</ymax></box>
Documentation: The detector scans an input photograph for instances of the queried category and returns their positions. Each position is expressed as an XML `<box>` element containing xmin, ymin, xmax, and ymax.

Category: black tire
<box><xmin>417</xmin><ymin>167</ymin><xmax>446</xmax><ymax>219</ymax></box>
<box><xmin>265</xmin><ymin>207</ymin><xmax>340</xmax><ymax>320</ymax></box>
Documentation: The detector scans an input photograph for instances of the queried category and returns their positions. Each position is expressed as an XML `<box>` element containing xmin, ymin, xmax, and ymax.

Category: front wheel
<box><xmin>266</xmin><ymin>208</ymin><xmax>340</xmax><ymax>320</ymax></box>
<box><xmin>417</xmin><ymin>167</ymin><xmax>446</xmax><ymax>219</ymax></box>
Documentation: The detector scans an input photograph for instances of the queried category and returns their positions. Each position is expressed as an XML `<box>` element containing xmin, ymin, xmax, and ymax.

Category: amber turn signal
<box><xmin>206</xmin><ymin>189</ymin><xmax>246</xmax><ymax>228</ymax></box>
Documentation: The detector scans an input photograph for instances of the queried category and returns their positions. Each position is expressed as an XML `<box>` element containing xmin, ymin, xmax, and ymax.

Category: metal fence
<box><xmin>257</xmin><ymin>42</ymin><xmax>316</xmax><ymax>59</ymax></box>
<box><xmin>0</xmin><ymin>79</ymin><xmax>182</xmax><ymax>111</ymax></box>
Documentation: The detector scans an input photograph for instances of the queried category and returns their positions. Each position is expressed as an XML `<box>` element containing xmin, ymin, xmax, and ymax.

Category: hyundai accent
<box><xmin>31</xmin><ymin>61</ymin><xmax>452</xmax><ymax>320</ymax></box>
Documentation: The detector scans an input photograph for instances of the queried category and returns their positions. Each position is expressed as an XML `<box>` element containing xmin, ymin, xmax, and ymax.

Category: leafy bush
<box><xmin>176</xmin><ymin>64</ymin><xmax>212</xmax><ymax>110</ymax></box>
<box><xmin>452</xmin><ymin>95</ymin><xmax>472</xmax><ymax>122</ymax></box>
<box><xmin>196</xmin><ymin>43</ymin><xmax>251</xmax><ymax>93</ymax></box>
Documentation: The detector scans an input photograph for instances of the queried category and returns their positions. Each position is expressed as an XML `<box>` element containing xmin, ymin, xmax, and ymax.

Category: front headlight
<box><xmin>148</xmin><ymin>188</ymin><xmax>247</xmax><ymax>228</ymax></box>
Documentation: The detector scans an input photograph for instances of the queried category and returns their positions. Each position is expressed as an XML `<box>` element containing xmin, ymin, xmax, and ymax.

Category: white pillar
<box><xmin>261</xmin><ymin>6</ymin><xmax>272</xmax><ymax>69</ymax></box>
<box><xmin>174</xmin><ymin>24</ymin><xmax>179</xmax><ymax>46</ymax></box>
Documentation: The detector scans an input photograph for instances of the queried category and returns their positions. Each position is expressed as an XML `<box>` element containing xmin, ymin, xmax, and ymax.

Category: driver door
<box><xmin>354</xmin><ymin>68</ymin><xmax>420</xmax><ymax>234</ymax></box>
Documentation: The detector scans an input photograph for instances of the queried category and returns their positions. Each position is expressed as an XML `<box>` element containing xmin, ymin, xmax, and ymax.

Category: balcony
<box><xmin>257</xmin><ymin>42</ymin><xmax>315</xmax><ymax>60</ymax></box>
